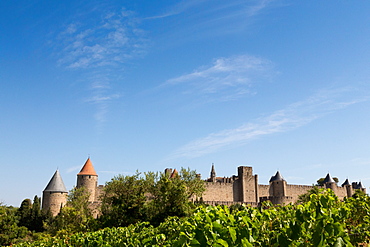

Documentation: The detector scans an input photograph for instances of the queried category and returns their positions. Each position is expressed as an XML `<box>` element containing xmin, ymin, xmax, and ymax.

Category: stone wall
<box><xmin>284</xmin><ymin>184</ymin><xmax>316</xmax><ymax>202</ymax></box>
<box><xmin>258</xmin><ymin>184</ymin><xmax>269</xmax><ymax>198</ymax></box>
<box><xmin>203</xmin><ymin>182</ymin><xmax>234</xmax><ymax>202</ymax></box>
<box><xmin>42</xmin><ymin>191</ymin><xmax>68</xmax><ymax>216</ymax></box>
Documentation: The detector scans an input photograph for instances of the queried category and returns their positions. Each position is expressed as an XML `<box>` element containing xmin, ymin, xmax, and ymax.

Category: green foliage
<box><xmin>146</xmin><ymin>168</ymin><xmax>205</xmax><ymax>225</ymax></box>
<box><xmin>0</xmin><ymin>204</ymin><xmax>28</xmax><ymax>246</ymax></box>
<box><xmin>297</xmin><ymin>186</ymin><xmax>322</xmax><ymax>203</ymax></box>
<box><xmin>14</xmin><ymin>190</ymin><xmax>370</xmax><ymax>247</ymax></box>
<box><xmin>100</xmin><ymin>172</ymin><xmax>148</xmax><ymax>227</ymax></box>
<box><xmin>17</xmin><ymin>196</ymin><xmax>50</xmax><ymax>233</ymax></box>
<box><xmin>99</xmin><ymin>168</ymin><xmax>205</xmax><ymax>227</ymax></box>
<box><xmin>48</xmin><ymin>187</ymin><xmax>95</xmax><ymax>235</ymax></box>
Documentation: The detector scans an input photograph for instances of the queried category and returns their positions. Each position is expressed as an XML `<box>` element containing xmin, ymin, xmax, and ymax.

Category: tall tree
<box><xmin>146</xmin><ymin>168</ymin><xmax>205</xmax><ymax>225</ymax></box>
<box><xmin>99</xmin><ymin>172</ymin><xmax>147</xmax><ymax>227</ymax></box>
<box><xmin>18</xmin><ymin>199</ymin><xmax>32</xmax><ymax>229</ymax></box>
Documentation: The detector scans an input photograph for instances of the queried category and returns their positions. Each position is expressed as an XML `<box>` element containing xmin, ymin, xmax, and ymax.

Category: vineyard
<box><xmin>14</xmin><ymin>190</ymin><xmax>370</xmax><ymax>246</ymax></box>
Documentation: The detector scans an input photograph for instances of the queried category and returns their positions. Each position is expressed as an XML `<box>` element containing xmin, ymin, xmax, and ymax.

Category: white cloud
<box><xmin>57</xmin><ymin>9</ymin><xmax>145</xmax><ymax>69</ymax></box>
<box><xmin>166</xmin><ymin>87</ymin><xmax>369</xmax><ymax>160</ymax></box>
<box><xmin>162</xmin><ymin>55</ymin><xmax>273</xmax><ymax>102</ymax></box>
<box><xmin>85</xmin><ymin>94</ymin><xmax>120</xmax><ymax>104</ymax></box>
<box><xmin>147</xmin><ymin>0</ymin><xmax>272</xmax><ymax>20</ymax></box>
<box><xmin>145</xmin><ymin>0</ymin><xmax>275</xmax><ymax>38</ymax></box>
<box><xmin>55</xmin><ymin>8</ymin><xmax>146</xmax><ymax>127</ymax></box>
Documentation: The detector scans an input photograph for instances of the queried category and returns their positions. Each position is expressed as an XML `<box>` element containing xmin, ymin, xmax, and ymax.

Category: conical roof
<box><xmin>341</xmin><ymin>178</ymin><xmax>350</xmax><ymax>187</ymax></box>
<box><xmin>44</xmin><ymin>170</ymin><xmax>67</xmax><ymax>193</ymax></box>
<box><xmin>323</xmin><ymin>173</ymin><xmax>335</xmax><ymax>184</ymax></box>
<box><xmin>269</xmin><ymin>171</ymin><xmax>284</xmax><ymax>182</ymax></box>
<box><xmin>77</xmin><ymin>158</ymin><xmax>97</xmax><ymax>176</ymax></box>
<box><xmin>357</xmin><ymin>181</ymin><xmax>365</xmax><ymax>189</ymax></box>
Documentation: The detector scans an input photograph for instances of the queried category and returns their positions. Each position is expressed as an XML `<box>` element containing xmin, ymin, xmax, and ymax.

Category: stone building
<box><xmin>41</xmin><ymin>170</ymin><xmax>68</xmax><ymax>216</ymax></box>
<box><xmin>42</xmin><ymin>158</ymin><xmax>366</xmax><ymax>215</ymax></box>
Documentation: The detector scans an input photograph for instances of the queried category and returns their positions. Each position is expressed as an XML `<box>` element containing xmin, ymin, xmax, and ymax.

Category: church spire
<box><xmin>210</xmin><ymin>163</ymin><xmax>216</xmax><ymax>182</ymax></box>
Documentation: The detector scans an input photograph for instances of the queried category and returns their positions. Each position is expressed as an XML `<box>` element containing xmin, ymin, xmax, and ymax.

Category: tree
<box><xmin>17</xmin><ymin>196</ymin><xmax>50</xmax><ymax>233</ymax></box>
<box><xmin>146</xmin><ymin>168</ymin><xmax>205</xmax><ymax>225</ymax></box>
<box><xmin>352</xmin><ymin>189</ymin><xmax>367</xmax><ymax>199</ymax></box>
<box><xmin>0</xmin><ymin>204</ymin><xmax>28</xmax><ymax>245</ymax></box>
<box><xmin>30</xmin><ymin>195</ymin><xmax>46</xmax><ymax>232</ymax></box>
<box><xmin>99</xmin><ymin>172</ymin><xmax>147</xmax><ymax>227</ymax></box>
<box><xmin>297</xmin><ymin>186</ymin><xmax>322</xmax><ymax>204</ymax></box>
<box><xmin>18</xmin><ymin>199</ymin><xmax>32</xmax><ymax>229</ymax></box>
<box><xmin>49</xmin><ymin>187</ymin><xmax>95</xmax><ymax>235</ymax></box>
<box><xmin>99</xmin><ymin>168</ymin><xmax>205</xmax><ymax>227</ymax></box>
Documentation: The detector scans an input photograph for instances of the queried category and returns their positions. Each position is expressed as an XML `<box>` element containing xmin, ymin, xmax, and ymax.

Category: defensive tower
<box><xmin>76</xmin><ymin>158</ymin><xmax>98</xmax><ymax>202</ymax></box>
<box><xmin>323</xmin><ymin>173</ymin><xmax>337</xmax><ymax>193</ymax></box>
<box><xmin>42</xmin><ymin>170</ymin><xmax>68</xmax><ymax>216</ymax></box>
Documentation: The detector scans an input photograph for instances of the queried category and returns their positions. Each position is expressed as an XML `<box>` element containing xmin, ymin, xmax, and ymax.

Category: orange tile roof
<box><xmin>77</xmin><ymin>158</ymin><xmax>97</xmax><ymax>176</ymax></box>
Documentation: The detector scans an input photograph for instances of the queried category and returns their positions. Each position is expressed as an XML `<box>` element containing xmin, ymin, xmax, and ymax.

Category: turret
<box><xmin>42</xmin><ymin>170</ymin><xmax>68</xmax><ymax>216</ymax></box>
<box><xmin>323</xmin><ymin>173</ymin><xmax>337</xmax><ymax>193</ymax></box>
<box><xmin>269</xmin><ymin>171</ymin><xmax>286</xmax><ymax>197</ymax></box>
<box><xmin>342</xmin><ymin>178</ymin><xmax>352</xmax><ymax>197</ymax></box>
<box><xmin>76</xmin><ymin>158</ymin><xmax>98</xmax><ymax>202</ymax></box>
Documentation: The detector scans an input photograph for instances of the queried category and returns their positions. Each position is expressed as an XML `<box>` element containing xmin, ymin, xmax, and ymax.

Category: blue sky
<box><xmin>1</xmin><ymin>0</ymin><xmax>370</xmax><ymax>206</ymax></box>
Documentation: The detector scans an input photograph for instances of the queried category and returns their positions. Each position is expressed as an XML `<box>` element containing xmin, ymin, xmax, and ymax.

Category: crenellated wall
<box><xmin>202</xmin><ymin>166</ymin><xmax>366</xmax><ymax>206</ymax></box>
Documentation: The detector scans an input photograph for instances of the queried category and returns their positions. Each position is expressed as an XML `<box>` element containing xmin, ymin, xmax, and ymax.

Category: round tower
<box><xmin>342</xmin><ymin>179</ymin><xmax>352</xmax><ymax>198</ymax></box>
<box><xmin>42</xmin><ymin>170</ymin><xmax>68</xmax><ymax>216</ymax></box>
<box><xmin>323</xmin><ymin>173</ymin><xmax>337</xmax><ymax>194</ymax></box>
<box><xmin>76</xmin><ymin>158</ymin><xmax>98</xmax><ymax>202</ymax></box>
<box><xmin>269</xmin><ymin>171</ymin><xmax>287</xmax><ymax>204</ymax></box>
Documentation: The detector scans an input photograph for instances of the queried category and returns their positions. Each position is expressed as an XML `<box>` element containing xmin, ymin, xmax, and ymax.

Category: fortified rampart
<box><xmin>41</xmin><ymin>159</ymin><xmax>367</xmax><ymax>216</ymax></box>
<box><xmin>201</xmin><ymin>165</ymin><xmax>366</xmax><ymax>206</ymax></box>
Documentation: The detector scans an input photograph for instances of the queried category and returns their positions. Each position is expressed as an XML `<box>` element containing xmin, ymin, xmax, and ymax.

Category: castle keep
<box><xmin>41</xmin><ymin>158</ymin><xmax>366</xmax><ymax>216</ymax></box>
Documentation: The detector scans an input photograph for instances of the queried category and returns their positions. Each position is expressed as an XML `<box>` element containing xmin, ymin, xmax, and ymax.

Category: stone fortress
<box><xmin>41</xmin><ymin>158</ymin><xmax>366</xmax><ymax>216</ymax></box>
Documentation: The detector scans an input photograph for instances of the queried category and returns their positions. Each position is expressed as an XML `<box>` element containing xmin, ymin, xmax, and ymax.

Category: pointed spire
<box><xmin>323</xmin><ymin>173</ymin><xmax>335</xmax><ymax>184</ymax></box>
<box><xmin>44</xmin><ymin>170</ymin><xmax>67</xmax><ymax>193</ymax></box>
<box><xmin>269</xmin><ymin>171</ymin><xmax>284</xmax><ymax>182</ymax></box>
<box><xmin>341</xmin><ymin>178</ymin><xmax>350</xmax><ymax>187</ymax></box>
<box><xmin>77</xmin><ymin>158</ymin><xmax>97</xmax><ymax>176</ymax></box>
<box><xmin>210</xmin><ymin>163</ymin><xmax>216</xmax><ymax>177</ymax></box>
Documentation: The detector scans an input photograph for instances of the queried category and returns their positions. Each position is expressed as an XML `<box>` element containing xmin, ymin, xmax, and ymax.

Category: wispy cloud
<box><xmin>166</xmin><ymin>87</ymin><xmax>369</xmax><ymax>160</ymax></box>
<box><xmin>145</xmin><ymin>0</ymin><xmax>208</xmax><ymax>19</ymax></box>
<box><xmin>55</xmin><ymin>8</ymin><xmax>146</xmax><ymax>126</ymax></box>
<box><xmin>145</xmin><ymin>0</ymin><xmax>275</xmax><ymax>38</ymax></box>
<box><xmin>57</xmin><ymin>8</ymin><xmax>146</xmax><ymax>69</ymax></box>
<box><xmin>162</xmin><ymin>55</ymin><xmax>273</xmax><ymax>102</ymax></box>
<box><xmin>147</xmin><ymin>0</ymin><xmax>272</xmax><ymax>20</ymax></box>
